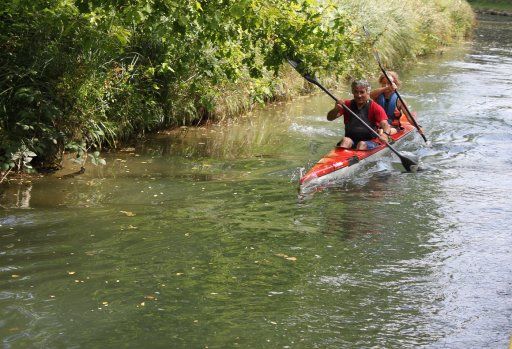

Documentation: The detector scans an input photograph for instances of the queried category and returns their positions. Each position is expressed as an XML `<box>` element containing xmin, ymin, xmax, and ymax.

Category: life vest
<box><xmin>344</xmin><ymin>99</ymin><xmax>376</xmax><ymax>144</ymax></box>
<box><xmin>377</xmin><ymin>92</ymin><xmax>400</xmax><ymax>125</ymax></box>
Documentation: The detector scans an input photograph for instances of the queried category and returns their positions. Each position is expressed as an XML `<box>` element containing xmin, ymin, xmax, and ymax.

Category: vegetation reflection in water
<box><xmin>0</xmin><ymin>173</ymin><xmax>442</xmax><ymax>348</ymax></box>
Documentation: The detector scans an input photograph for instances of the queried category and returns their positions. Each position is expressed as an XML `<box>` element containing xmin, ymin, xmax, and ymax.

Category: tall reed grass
<box><xmin>350</xmin><ymin>0</ymin><xmax>474</xmax><ymax>64</ymax></box>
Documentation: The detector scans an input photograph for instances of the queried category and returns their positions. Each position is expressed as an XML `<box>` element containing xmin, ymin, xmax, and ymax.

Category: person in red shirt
<box><xmin>327</xmin><ymin>79</ymin><xmax>391</xmax><ymax>150</ymax></box>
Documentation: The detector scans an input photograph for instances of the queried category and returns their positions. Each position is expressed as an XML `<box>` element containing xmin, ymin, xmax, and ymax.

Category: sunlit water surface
<box><xmin>1</xmin><ymin>15</ymin><xmax>511</xmax><ymax>349</ymax></box>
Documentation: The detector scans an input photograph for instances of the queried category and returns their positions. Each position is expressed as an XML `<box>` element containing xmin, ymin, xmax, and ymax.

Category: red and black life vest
<box><xmin>344</xmin><ymin>100</ymin><xmax>376</xmax><ymax>143</ymax></box>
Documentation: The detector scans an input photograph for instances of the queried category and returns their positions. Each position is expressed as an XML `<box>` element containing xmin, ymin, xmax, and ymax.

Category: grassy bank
<box><xmin>0</xmin><ymin>0</ymin><xmax>474</xmax><ymax>177</ymax></box>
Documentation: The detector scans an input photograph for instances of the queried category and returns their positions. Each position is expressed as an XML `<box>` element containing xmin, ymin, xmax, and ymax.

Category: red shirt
<box><xmin>339</xmin><ymin>99</ymin><xmax>388</xmax><ymax>127</ymax></box>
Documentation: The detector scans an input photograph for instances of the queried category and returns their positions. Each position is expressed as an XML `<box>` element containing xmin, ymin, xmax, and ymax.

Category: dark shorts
<box><xmin>362</xmin><ymin>140</ymin><xmax>379</xmax><ymax>150</ymax></box>
<box><xmin>350</xmin><ymin>138</ymin><xmax>379</xmax><ymax>150</ymax></box>
<box><xmin>340</xmin><ymin>135</ymin><xmax>380</xmax><ymax>150</ymax></box>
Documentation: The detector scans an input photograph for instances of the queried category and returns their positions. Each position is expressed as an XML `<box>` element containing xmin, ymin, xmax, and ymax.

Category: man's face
<box><xmin>352</xmin><ymin>86</ymin><xmax>369</xmax><ymax>105</ymax></box>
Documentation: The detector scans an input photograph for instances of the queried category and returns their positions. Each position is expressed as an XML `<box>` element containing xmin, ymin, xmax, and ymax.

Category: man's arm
<box><xmin>371</xmin><ymin>101</ymin><xmax>391</xmax><ymax>141</ymax></box>
<box><xmin>379</xmin><ymin>120</ymin><xmax>391</xmax><ymax>135</ymax></box>
<box><xmin>327</xmin><ymin>101</ymin><xmax>345</xmax><ymax>121</ymax></box>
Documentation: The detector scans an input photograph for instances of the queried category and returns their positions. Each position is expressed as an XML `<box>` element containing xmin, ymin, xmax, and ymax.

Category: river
<box><xmin>1</xmin><ymin>14</ymin><xmax>511</xmax><ymax>349</ymax></box>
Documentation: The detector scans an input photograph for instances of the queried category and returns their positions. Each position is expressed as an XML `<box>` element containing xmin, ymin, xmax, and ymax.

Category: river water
<box><xmin>1</xmin><ymin>15</ymin><xmax>511</xmax><ymax>349</ymax></box>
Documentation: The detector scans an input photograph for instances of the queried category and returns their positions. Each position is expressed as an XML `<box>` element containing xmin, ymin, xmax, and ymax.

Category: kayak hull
<box><xmin>299</xmin><ymin>122</ymin><xmax>416</xmax><ymax>193</ymax></box>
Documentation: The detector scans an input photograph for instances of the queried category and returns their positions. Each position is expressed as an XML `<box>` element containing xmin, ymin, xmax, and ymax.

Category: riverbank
<box><xmin>0</xmin><ymin>0</ymin><xmax>475</xmax><ymax>179</ymax></box>
<box><xmin>467</xmin><ymin>0</ymin><xmax>512</xmax><ymax>15</ymax></box>
<box><xmin>474</xmin><ymin>8</ymin><xmax>512</xmax><ymax>16</ymax></box>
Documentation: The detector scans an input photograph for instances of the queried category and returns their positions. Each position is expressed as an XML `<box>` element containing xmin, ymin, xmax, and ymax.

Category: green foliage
<box><xmin>0</xmin><ymin>143</ymin><xmax>37</xmax><ymax>173</ymax></box>
<box><xmin>0</xmin><ymin>0</ymin><xmax>475</xmax><ymax>174</ymax></box>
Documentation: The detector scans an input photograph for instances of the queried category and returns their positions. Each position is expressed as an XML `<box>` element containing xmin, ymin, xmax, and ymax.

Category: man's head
<box><xmin>351</xmin><ymin>79</ymin><xmax>371</xmax><ymax>106</ymax></box>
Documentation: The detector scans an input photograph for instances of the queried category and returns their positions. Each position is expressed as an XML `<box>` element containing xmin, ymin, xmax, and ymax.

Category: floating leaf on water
<box><xmin>120</xmin><ymin>211</ymin><xmax>136</xmax><ymax>217</ymax></box>
<box><xmin>275</xmin><ymin>253</ymin><xmax>297</xmax><ymax>261</ymax></box>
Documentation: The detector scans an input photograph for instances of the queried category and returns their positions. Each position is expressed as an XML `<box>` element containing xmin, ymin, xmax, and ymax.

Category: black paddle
<box><xmin>363</xmin><ymin>26</ymin><xmax>428</xmax><ymax>143</ymax></box>
<box><xmin>287</xmin><ymin>59</ymin><xmax>418</xmax><ymax>172</ymax></box>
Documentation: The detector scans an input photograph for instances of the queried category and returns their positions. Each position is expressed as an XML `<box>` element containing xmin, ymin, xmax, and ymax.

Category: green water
<box><xmin>1</xmin><ymin>15</ymin><xmax>512</xmax><ymax>348</ymax></box>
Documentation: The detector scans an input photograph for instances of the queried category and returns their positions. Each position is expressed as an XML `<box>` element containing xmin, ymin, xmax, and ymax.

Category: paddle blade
<box><xmin>287</xmin><ymin>58</ymin><xmax>299</xmax><ymax>70</ymax></box>
<box><xmin>303</xmin><ymin>73</ymin><xmax>319</xmax><ymax>86</ymax></box>
<box><xmin>287</xmin><ymin>59</ymin><xmax>319</xmax><ymax>84</ymax></box>
<box><xmin>398</xmin><ymin>154</ymin><xmax>418</xmax><ymax>172</ymax></box>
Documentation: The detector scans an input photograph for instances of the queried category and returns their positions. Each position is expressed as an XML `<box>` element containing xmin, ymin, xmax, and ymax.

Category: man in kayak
<box><xmin>327</xmin><ymin>79</ymin><xmax>391</xmax><ymax>150</ymax></box>
<box><xmin>370</xmin><ymin>71</ymin><xmax>403</xmax><ymax>135</ymax></box>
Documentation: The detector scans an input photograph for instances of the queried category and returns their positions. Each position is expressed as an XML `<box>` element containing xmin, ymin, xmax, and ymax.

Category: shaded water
<box><xmin>1</xmin><ymin>15</ymin><xmax>512</xmax><ymax>348</ymax></box>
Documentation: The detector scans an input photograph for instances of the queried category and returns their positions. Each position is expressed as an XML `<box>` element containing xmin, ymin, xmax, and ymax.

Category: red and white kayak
<box><xmin>300</xmin><ymin>117</ymin><xmax>416</xmax><ymax>192</ymax></box>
